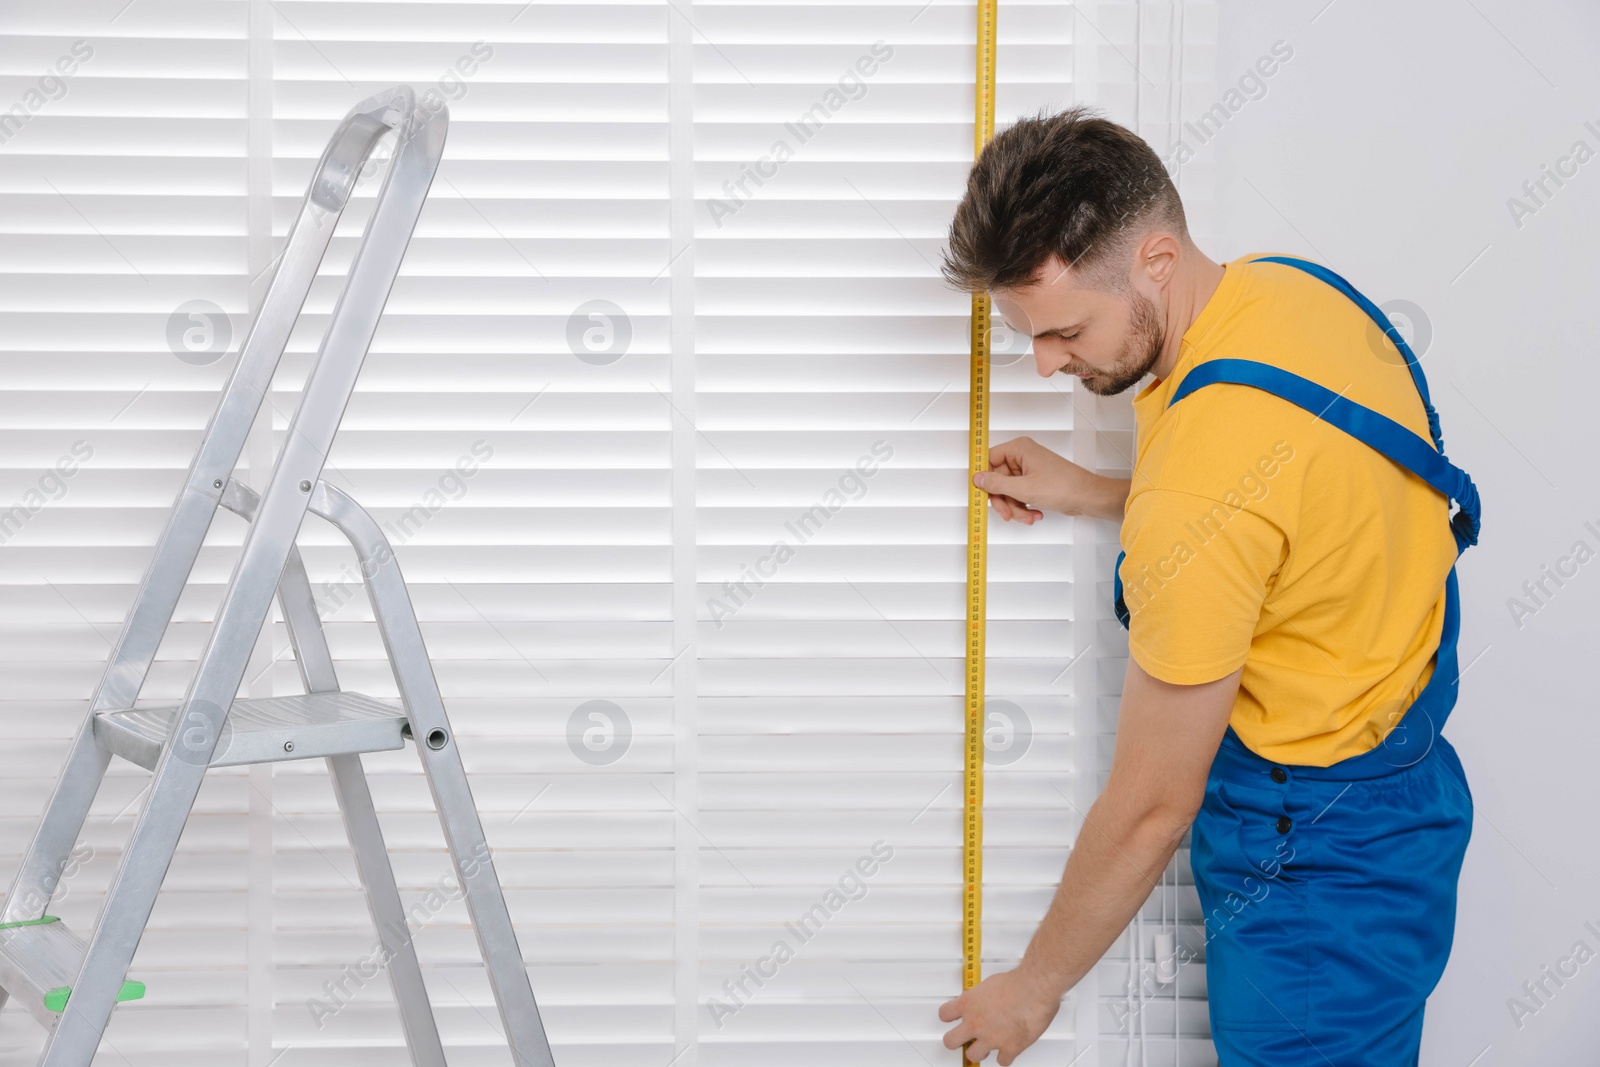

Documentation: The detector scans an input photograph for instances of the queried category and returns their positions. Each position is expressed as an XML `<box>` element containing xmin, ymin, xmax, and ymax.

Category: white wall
<box><xmin>1209</xmin><ymin>2</ymin><xmax>1600</xmax><ymax>1063</ymax></box>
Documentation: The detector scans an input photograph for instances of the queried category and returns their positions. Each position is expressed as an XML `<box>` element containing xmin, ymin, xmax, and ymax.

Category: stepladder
<box><xmin>0</xmin><ymin>86</ymin><xmax>557</xmax><ymax>1067</ymax></box>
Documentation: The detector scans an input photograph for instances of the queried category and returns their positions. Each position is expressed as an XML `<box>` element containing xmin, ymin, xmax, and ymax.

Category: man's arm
<box><xmin>938</xmin><ymin>660</ymin><xmax>1241</xmax><ymax>1065</ymax></box>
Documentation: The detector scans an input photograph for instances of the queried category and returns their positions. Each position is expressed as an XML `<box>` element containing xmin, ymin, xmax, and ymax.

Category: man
<box><xmin>934</xmin><ymin>107</ymin><xmax>1480</xmax><ymax>1065</ymax></box>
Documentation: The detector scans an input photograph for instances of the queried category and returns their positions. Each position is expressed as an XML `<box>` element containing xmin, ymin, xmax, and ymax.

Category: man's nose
<box><xmin>1033</xmin><ymin>337</ymin><xmax>1065</xmax><ymax>378</ymax></box>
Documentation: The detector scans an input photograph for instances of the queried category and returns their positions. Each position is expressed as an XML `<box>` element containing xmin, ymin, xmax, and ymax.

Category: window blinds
<box><xmin>692</xmin><ymin>2</ymin><xmax>1082</xmax><ymax>1064</ymax></box>
<box><xmin>0</xmin><ymin>3</ymin><xmax>256</xmax><ymax>1064</ymax></box>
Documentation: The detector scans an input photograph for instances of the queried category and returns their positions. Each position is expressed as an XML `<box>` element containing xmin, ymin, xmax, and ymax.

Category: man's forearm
<box><xmin>1015</xmin><ymin>793</ymin><xmax>1187</xmax><ymax>1000</ymax></box>
<box><xmin>1079</xmin><ymin>475</ymin><xmax>1131</xmax><ymax>522</ymax></box>
<box><xmin>937</xmin><ymin>665</ymin><xmax>1234</xmax><ymax>1062</ymax></box>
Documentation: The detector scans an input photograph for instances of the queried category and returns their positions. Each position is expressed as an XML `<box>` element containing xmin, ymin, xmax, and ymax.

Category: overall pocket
<box><xmin>1191</xmin><ymin>777</ymin><xmax>1309</xmax><ymax>1032</ymax></box>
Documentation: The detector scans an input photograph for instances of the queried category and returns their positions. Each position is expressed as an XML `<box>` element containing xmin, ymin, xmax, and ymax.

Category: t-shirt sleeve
<box><xmin>1118</xmin><ymin>487</ymin><xmax>1286</xmax><ymax>685</ymax></box>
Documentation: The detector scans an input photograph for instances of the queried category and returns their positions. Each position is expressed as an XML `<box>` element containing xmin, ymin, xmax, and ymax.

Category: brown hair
<box><xmin>941</xmin><ymin>105</ymin><xmax>1187</xmax><ymax>293</ymax></box>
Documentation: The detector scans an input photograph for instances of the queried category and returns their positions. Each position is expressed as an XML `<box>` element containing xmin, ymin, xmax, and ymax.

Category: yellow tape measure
<box><xmin>964</xmin><ymin>0</ymin><xmax>997</xmax><ymax>1010</ymax></box>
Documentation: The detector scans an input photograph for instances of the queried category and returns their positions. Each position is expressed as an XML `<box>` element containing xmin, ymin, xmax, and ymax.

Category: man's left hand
<box><xmin>938</xmin><ymin>964</ymin><xmax>1062</xmax><ymax>1064</ymax></box>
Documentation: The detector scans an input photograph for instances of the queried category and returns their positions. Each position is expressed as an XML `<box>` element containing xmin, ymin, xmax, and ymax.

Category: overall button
<box><xmin>1270</xmin><ymin>767</ymin><xmax>1287</xmax><ymax>784</ymax></box>
<box><xmin>1275</xmin><ymin>815</ymin><xmax>1293</xmax><ymax>834</ymax></box>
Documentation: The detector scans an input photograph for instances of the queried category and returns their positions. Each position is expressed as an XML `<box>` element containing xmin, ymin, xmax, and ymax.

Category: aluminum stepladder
<box><xmin>0</xmin><ymin>85</ymin><xmax>557</xmax><ymax>1067</ymax></box>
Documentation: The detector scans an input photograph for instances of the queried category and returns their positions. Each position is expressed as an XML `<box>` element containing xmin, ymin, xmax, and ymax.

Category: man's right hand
<box><xmin>973</xmin><ymin>436</ymin><xmax>1130</xmax><ymax>524</ymax></box>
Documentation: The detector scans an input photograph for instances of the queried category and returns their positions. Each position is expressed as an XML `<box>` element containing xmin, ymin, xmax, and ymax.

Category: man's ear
<box><xmin>1135</xmin><ymin>231</ymin><xmax>1182</xmax><ymax>286</ymax></box>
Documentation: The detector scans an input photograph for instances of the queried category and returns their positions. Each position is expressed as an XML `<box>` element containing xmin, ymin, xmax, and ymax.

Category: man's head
<box><xmin>942</xmin><ymin>106</ymin><xmax>1191</xmax><ymax>395</ymax></box>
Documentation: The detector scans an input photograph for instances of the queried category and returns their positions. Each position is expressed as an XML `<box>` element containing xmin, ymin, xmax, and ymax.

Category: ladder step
<box><xmin>93</xmin><ymin>691</ymin><xmax>409</xmax><ymax>771</ymax></box>
<box><xmin>0</xmin><ymin>917</ymin><xmax>145</xmax><ymax>1030</ymax></box>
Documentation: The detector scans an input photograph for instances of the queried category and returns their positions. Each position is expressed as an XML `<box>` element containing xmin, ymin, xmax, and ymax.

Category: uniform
<box><xmin>1112</xmin><ymin>255</ymin><xmax>1482</xmax><ymax>1064</ymax></box>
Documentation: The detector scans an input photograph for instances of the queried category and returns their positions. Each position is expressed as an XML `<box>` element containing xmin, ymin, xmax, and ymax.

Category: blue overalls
<box><xmin>1112</xmin><ymin>256</ymin><xmax>1482</xmax><ymax>1065</ymax></box>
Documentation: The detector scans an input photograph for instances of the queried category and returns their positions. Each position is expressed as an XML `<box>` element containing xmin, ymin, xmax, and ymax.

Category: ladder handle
<box><xmin>154</xmin><ymin>92</ymin><xmax>445</xmax><ymax>777</ymax></box>
<box><xmin>0</xmin><ymin>88</ymin><xmax>422</xmax><ymax>933</ymax></box>
<box><xmin>100</xmin><ymin>84</ymin><xmax>414</xmax><ymax>719</ymax></box>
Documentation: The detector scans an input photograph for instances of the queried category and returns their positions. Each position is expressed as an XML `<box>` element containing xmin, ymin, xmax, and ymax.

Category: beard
<box><xmin>1069</xmin><ymin>289</ymin><xmax>1166</xmax><ymax>396</ymax></box>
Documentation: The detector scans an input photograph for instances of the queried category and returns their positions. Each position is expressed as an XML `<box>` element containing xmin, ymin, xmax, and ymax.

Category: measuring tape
<box><xmin>964</xmin><ymin>0</ymin><xmax>997</xmax><ymax>1017</ymax></box>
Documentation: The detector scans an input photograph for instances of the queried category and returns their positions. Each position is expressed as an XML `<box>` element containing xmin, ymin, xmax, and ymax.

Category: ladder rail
<box><xmin>1</xmin><ymin>88</ymin><xmax>414</xmax><ymax>929</ymax></box>
<box><xmin>230</xmin><ymin>479</ymin><xmax>448</xmax><ymax>1067</ymax></box>
<box><xmin>229</xmin><ymin>473</ymin><xmax>552</xmax><ymax>1065</ymax></box>
<box><xmin>310</xmin><ymin>480</ymin><xmax>556</xmax><ymax>1066</ymax></box>
<box><xmin>39</xmin><ymin>90</ymin><xmax>448</xmax><ymax>1066</ymax></box>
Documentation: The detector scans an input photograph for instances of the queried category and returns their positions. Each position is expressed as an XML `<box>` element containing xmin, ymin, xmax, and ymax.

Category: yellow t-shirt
<box><xmin>1118</xmin><ymin>254</ymin><xmax>1457</xmax><ymax>767</ymax></box>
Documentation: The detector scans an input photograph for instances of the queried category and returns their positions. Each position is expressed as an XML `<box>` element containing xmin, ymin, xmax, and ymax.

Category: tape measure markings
<box><xmin>963</xmin><ymin>0</ymin><xmax>998</xmax><ymax>1009</ymax></box>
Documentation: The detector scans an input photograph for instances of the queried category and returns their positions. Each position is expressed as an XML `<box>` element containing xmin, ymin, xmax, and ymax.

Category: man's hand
<box><xmin>938</xmin><ymin>963</ymin><xmax>1062</xmax><ymax>1064</ymax></box>
<box><xmin>974</xmin><ymin>436</ymin><xmax>1129</xmax><ymax>523</ymax></box>
<box><xmin>934</xmin><ymin>662</ymin><xmax>1242</xmax><ymax>1064</ymax></box>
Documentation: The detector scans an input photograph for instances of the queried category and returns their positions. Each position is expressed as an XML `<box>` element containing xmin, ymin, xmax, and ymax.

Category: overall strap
<box><xmin>1169</xmin><ymin>359</ymin><xmax>1482</xmax><ymax>552</ymax></box>
<box><xmin>1112</xmin><ymin>256</ymin><xmax>1483</xmax><ymax>631</ymax></box>
<box><xmin>1248</xmin><ymin>254</ymin><xmax>1443</xmax><ymax>452</ymax></box>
